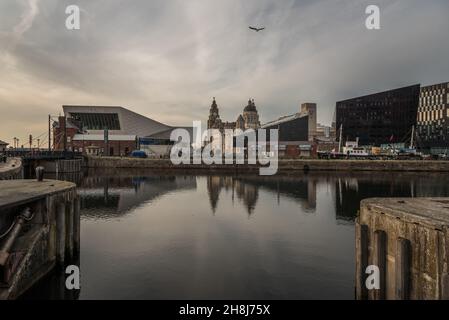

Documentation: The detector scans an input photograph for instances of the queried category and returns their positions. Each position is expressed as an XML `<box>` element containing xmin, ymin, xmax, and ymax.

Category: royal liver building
<box><xmin>207</xmin><ymin>98</ymin><xmax>261</xmax><ymax>131</ymax></box>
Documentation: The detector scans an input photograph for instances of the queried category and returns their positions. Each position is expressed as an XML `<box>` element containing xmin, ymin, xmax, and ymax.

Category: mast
<box><xmin>410</xmin><ymin>125</ymin><xmax>415</xmax><ymax>149</ymax></box>
<box><xmin>338</xmin><ymin>124</ymin><xmax>343</xmax><ymax>153</ymax></box>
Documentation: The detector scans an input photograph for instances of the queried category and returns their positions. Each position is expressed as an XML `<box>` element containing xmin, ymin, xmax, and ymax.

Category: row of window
<box><xmin>421</xmin><ymin>83</ymin><xmax>449</xmax><ymax>96</ymax></box>
<box><xmin>420</xmin><ymin>94</ymin><xmax>448</xmax><ymax>106</ymax></box>
<box><xmin>69</xmin><ymin>113</ymin><xmax>121</xmax><ymax>130</ymax></box>
<box><xmin>417</xmin><ymin>109</ymin><xmax>446</xmax><ymax>122</ymax></box>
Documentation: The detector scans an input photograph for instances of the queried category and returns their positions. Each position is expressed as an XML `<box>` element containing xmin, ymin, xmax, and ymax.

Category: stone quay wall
<box><xmin>0</xmin><ymin>158</ymin><xmax>23</xmax><ymax>180</ymax></box>
<box><xmin>86</xmin><ymin>157</ymin><xmax>449</xmax><ymax>173</ymax></box>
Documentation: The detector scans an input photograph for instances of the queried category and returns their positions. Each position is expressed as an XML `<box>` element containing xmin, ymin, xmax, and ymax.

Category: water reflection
<box><xmin>22</xmin><ymin>169</ymin><xmax>449</xmax><ymax>300</ymax></box>
<box><xmin>47</xmin><ymin>170</ymin><xmax>449</xmax><ymax>223</ymax></box>
<box><xmin>78</xmin><ymin>174</ymin><xmax>197</xmax><ymax>219</ymax></box>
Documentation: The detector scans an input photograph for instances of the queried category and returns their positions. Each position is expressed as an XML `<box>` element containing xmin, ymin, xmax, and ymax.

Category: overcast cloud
<box><xmin>1</xmin><ymin>0</ymin><xmax>448</xmax><ymax>146</ymax></box>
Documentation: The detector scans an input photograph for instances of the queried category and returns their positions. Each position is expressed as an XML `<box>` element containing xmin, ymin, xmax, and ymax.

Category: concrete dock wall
<box><xmin>0</xmin><ymin>180</ymin><xmax>79</xmax><ymax>299</ymax></box>
<box><xmin>36</xmin><ymin>159</ymin><xmax>83</xmax><ymax>174</ymax></box>
<box><xmin>86</xmin><ymin>156</ymin><xmax>449</xmax><ymax>172</ymax></box>
<box><xmin>356</xmin><ymin>198</ymin><xmax>449</xmax><ymax>300</ymax></box>
<box><xmin>0</xmin><ymin>158</ymin><xmax>23</xmax><ymax>180</ymax></box>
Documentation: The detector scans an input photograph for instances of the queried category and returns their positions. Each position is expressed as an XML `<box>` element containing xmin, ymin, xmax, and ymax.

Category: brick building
<box><xmin>53</xmin><ymin>105</ymin><xmax>187</xmax><ymax>157</ymax></box>
<box><xmin>53</xmin><ymin>115</ymin><xmax>137</xmax><ymax>156</ymax></box>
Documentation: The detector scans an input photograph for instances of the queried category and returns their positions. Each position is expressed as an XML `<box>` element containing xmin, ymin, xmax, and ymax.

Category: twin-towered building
<box><xmin>207</xmin><ymin>98</ymin><xmax>261</xmax><ymax>131</ymax></box>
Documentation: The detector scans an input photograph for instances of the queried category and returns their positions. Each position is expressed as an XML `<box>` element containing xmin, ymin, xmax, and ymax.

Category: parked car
<box><xmin>130</xmin><ymin>150</ymin><xmax>147</xmax><ymax>158</ymax></box>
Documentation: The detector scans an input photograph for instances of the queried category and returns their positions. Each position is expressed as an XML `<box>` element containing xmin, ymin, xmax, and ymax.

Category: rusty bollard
<box><xmin>36</xmin><ymin>166</ymin><xmax>45</xmax><ymax>181</ymax></box>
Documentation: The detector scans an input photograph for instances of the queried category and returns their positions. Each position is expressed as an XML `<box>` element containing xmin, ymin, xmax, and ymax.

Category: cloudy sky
<box><xmin>1</xmin><ymin>0</ymin><xmax>448</xmax><ymax>146</ymax></box>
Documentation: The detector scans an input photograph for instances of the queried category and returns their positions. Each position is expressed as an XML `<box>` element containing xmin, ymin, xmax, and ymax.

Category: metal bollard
<box><xmin>36</xmin><ymin>166</ymin><xmax>45</xmax><ymax>182</ymax></box>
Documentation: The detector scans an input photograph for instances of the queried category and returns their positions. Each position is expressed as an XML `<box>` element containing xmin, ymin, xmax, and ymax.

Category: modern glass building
<box><xmin>416</xmin><ymin>82</ymin><xmax>449</xmax><ymax>154</ymax></box>
<box><xmin>63</xmin><ymin>105</ymin><xmax>171</xmax><ymax>137</ymax></box>
<box><xmin>336</xmin><ymin>85</ymin><xmax>420</xmax><ymax>146</ymax></box>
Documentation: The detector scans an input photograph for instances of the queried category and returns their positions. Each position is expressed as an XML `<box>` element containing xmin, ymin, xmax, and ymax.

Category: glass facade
<box><xmin>416</xmin><ymin>82</ymin><xmax>449</xmax><ymax>150</ymax></box>
<box><xmin>69</xmin><ymin>113</ymin><xmax>121</xmax><ymax>130</ymax></box>
<box><xmin>336</xmin><ymin>85</ymin><xmax>420</xmax><ymax>146</ymax></box>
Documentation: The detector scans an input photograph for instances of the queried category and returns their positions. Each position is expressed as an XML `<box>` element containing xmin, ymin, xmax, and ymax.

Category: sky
<box><xmin>1</xmin><ymin>0</ymin><xmax>449</xmax><ymax>147</ymax></box>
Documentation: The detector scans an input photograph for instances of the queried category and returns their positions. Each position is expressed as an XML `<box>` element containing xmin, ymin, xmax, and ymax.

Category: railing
<box><xmin>2</xmin><ymin>150</ymin><xmax>82</xmax><ymax>160</ymax></box>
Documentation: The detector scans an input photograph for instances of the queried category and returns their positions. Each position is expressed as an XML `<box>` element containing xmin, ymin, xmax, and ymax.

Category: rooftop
<box><xmin>72</xmin><ymin>134</ymin><xmax>136</xmax><ymax>141</ymax></box>
<box><xmin>262</xmin><ymin>113</ymin><xmax>307</xmax><ymax>128</ymax></box>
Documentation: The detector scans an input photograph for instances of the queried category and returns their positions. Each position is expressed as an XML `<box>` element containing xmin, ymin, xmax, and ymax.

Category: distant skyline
<box><xmin>1</xmin><ymin>0</ymin><xmax>449</xmax><ymax>146</ymax></box>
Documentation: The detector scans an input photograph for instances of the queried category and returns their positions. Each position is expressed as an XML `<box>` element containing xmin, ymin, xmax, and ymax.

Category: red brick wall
<box><xmin>53</xmin><ymin>119</ymin><xmax>78</xmax><ymax>151</ymax></box>
<box><xmin>285</xmin><ymin>145</ymin><xmax>300</xmax><ymax>157</ymax></box>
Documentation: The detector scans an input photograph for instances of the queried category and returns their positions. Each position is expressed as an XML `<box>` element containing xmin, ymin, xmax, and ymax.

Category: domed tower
<box><xmin>236</xmin><ymin>114</ymin><xmax>245</xmax><ymax>130</ymax></box>
<box><xmin>242</xmin><ymin>99</ymin><xmax>260</xmax><ymax>130</ymax></box>
<box><xmin>207</xmin><ymin>97</ymin><xmax>222</xmax><ymax>129</ymax></box>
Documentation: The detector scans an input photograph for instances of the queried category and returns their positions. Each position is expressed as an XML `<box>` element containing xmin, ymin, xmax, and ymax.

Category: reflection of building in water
<box><xmin>206</xmin><ymin>176</ymin><xmax>259</xmax><ymax>214</ymax></box>
<box><xmin>242</xmin><ymin>176</ymin><xmax>316</xmax><ymax>212</ymax></box>
<box><xmin>334</xmin><ymin>173</ymin><xmax>449</xmax><ymax>222</ymax></box>
<box><xmin>78</xmin><ymin>174</ymin><xmax>197</xmax><ymax>218</ymax></box>
<box><xmin>234</xmin><ymin>180</ymin><xmax>258</xmax><ymax>215</ymax></box>
<box><xmin>207</xmin><ymin>176</ymin><xmax>223</xmax><ymax>213</ymax></box>
<box><xmin>206</xmin><ymin>175</ymin><xmax>316</xmax><ymax>215</ymax></box>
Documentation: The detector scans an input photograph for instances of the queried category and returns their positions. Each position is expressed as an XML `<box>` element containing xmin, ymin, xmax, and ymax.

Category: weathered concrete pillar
<box><xmin>47</xmin><ymin>196</ymin><xmax>57</xmax><ymax>261</ymax></box>
<box><xmin>355</xmin><ymin>223</ymin><xmax>369</xmax><ymax>300</ymax></box>
<box><xmin>0</xmin><ymin>179</ymin><xmax>77</xmax><ymax>299</ymax></box>
<box><xmin>66</xmin><ymin>200</ymin><xmax>74</xmax><ymax>260</ymax></box>
<box><xmin>395</xmin><ymin>238</ymin><xmax>411</xmax><ymax>300</ymax></box>
<box><xmin>357</xmin><ymin>198</ymin><xmax>449</xmax><ymax>300</ymax></box>
<box><xmin>73</xmin><ymin>196</ymin><xmax>81</xmax><ymax>256</ymax></box>
<box><xmin>373</xmin><ymin>230</ymin><xmax>387</xmax><ymax>300</ymax></box>
<box><xmin>56</xmin><ymin>202</ymin><xmax>66</xmax><ymax>266</ymax></box>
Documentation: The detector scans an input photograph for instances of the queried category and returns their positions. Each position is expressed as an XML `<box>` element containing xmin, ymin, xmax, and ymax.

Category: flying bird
<box><xmin>249</xmin><ymin>26</ymin><xmax>265</xmax><ymax>32</ymax></box>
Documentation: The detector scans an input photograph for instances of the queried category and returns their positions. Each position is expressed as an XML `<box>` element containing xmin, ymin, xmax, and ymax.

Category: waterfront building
<box><xmin>53</xmin><ymin>105</ymin><xmax>189</xmax><ymax>157</ymax></box>
<box><xmin>336</xmin><ymin>84</ymin><xmax>421</xmax><ymax>146</ymax></box>
<box><xmin>299</xmin><ymin>103</ymin><xmax>317</xmax><ymax>141</ymax></box>
<box><xmin>416</xmin><ymin>82</ymin><xmax>449</xmax><ymax>154</ymax></box>
<box><xmin>262</xmin><ymin>104</ymin><xmax>317</xmax><ymax>158</ymax></box>
<box><xmin>206</xmin><ymin>98</ymin><xmax>261</xmax><ymax>156</ymax></box>
<box><xmin>0</xmin><ymin>140</ymin><xmax>8</xmax><ymax>152</ymax></box>
<box><xmin>207</xmin><ymin>98</ymin><xmax>261</xmax><ymax>131</ymax></box>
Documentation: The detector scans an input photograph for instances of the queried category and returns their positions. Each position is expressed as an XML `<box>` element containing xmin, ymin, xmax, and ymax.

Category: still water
<box><xmin>23</xmin><ymin>170</ymin><xmax>449</xmax><ymax>300</ymax></box>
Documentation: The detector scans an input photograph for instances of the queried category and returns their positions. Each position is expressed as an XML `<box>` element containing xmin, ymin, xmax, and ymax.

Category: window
<box><xmin>70</xmin><ymin>113</ymin><xmax>121</xmax><ymax>130</ymax></box>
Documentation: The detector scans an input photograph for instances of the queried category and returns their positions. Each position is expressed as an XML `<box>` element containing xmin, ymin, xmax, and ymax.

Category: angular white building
<box><xmin>63</xmin><ymin>105</ymin><xmax>171</xmax><ymax>137</ymax></box>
